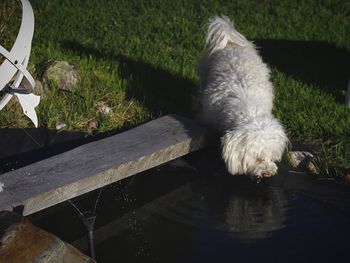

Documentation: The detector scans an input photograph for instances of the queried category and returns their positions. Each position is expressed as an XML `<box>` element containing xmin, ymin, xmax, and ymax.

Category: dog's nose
<box><xmin>262</xmin><ymin>171</ymin><xmax>273</xmax><ymax>177</ymax></box>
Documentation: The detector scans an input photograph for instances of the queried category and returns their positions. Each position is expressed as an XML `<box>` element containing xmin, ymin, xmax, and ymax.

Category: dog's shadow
<box><xmin>0</xmin><ymin>42</ymin><xmax>200</xmax><ymax>170</ymax></box>
<box><xmin>62</xmin><ymin>39</ymin><xmax>349</xmax><ymax>114</ymax></box>
<box><xmin>255</xmin><ymin>39</ymin><xmax>350</xmax><ymax>102</ymax></box>
<box><xmin>61</xmin><ymin>40</ymin><xmax>197</xmax><ymax>117</ymax></box>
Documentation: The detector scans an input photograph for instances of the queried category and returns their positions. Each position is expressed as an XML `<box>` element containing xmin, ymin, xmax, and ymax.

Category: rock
<box><xmin>20</xmin><ymin>78</ymin><xmax>45</xmax><ymax>97</ymax></box>
<box><xmin>343</xmin><ymin>168</ymin><xmax>350</xmax><ymax>183</ymax></box>
<box><xmin>55</xmin><ymin>122</ymin><xmax>67</xmax><ymax>130</ymax></box>
<box><xmin>43</xmin><ymin>61</ymin><xmax>80</xmax><ymax>91</ymax></box>
<box><xmin>306</xmin><ymin>160</ymin><xmax>319</xmax><ymax>174</ymax></box>
<box><xmin>100</xmin><ymin>105</ymin><xmax>111</xmax><ymax>115</ymax></box>
<box><xmin>19</xmin><ymin>78</ymin><xmax>34</xmax><ymax>93</ymax></box>
<box><xmin>344</xmin><ymin>168</ymin><xmax>350</xmax><ymax>176</ymax></box>
<box><xmin>288</xmin><ymin>151</ymin><xmax>315</xmax><ymax>170</ymax></box>
<box><xmin>34</xmin><ymin>80</ymin><xmax>45</xmax><ymax>97</ymax></box>
<box><xmin>0</xmin><ymin>182</ymin><xmax>3</xmax><ymax>192</ymax></box>
<box><xmin>0</xmin><ymin>211</ymin><xmax>96</xmax><ymax>263</ymax></box>
<box><xmin>343</xmin><ymin>175</ymin><xmax>350</xmax><ymax>183</ymax></box>
<box><xmin>96</xmin><ymin>101</ymin><xmax>111</xmax><ymax>116</ymax></box>
<box><xmin>87</xmin><ymin>119</ymin><xmax>98</xmax><ymax>134</ymax></box>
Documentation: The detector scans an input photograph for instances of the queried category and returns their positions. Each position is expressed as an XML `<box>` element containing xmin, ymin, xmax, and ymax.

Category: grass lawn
<box><xmin>1</xmin><ymin>0</ymin><xmax>349</xmax><ymax>176</ymax></box>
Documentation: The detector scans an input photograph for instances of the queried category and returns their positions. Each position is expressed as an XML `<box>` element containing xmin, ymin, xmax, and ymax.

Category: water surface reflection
<box><xmin>92</xmin><ymin>175</ymin><xmax>350</xmax><ymax>263</ymax></box>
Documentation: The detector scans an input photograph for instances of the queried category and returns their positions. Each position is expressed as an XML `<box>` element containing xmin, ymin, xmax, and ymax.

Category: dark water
<box><xmin>26</xmin><ymin>149</ymin><xmax>350</xmax><ymax>263</ymax></box>
<box><xmin>3</xmin><ymin>127</ymin><xmax>349</xmax><ymax>263</ymax></box>
<box><xmin>93</xmin><ymin>178</ymin><xmax>350</xmax><ymax>263</ymax></box>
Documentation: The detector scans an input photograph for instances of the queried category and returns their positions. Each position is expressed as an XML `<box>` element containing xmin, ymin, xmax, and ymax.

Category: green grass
<box><xmin>1</xmin><ymin>0</ymin><xmax>349</xmax><ymax>175</ymax></box>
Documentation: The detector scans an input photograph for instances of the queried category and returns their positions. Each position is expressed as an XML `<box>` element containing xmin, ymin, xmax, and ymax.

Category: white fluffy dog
<box><xmin>197</xmin><ymin>15</ymin><xmax>288</xmax><ymax>178</ymax></box>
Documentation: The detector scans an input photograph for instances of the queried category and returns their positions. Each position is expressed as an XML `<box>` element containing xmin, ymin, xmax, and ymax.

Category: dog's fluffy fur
<box><xmin>197</xmin><ymin>15</ymin><xmax>288</xmax><ymax>178</ymax></box>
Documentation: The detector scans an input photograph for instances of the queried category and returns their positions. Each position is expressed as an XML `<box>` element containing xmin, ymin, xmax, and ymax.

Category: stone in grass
<box><xmin>34</xmin><ymin>80</ymin><xmax>45</xmax><ymax>97</ymax></box>
<box><xmin>19</xmin><ymin>78</ymin><xmax>45</xmax><ymax>97</ymax></box>
<box><xmin>343</xmin><ymin>168</ymin><xmax>350</xmax><ymax>183</ymax></box>
<box><xmin>96</xmin><ymin>101</ymin><xmax>112</xmax><ymax>116</ymax></box>
<box><xmin>288</xmin><ymin>151</ymin><xmax>316</xmax><ymax>172</ymax></box>
<box><xmin>87</xmin><ymin>119</ymin><xmax>98</xmax><ymax>134</ymax></box>
<box><xmin>43</xmin><ymin>61</ymin><xmax>80</xmax><ymax>91</ymax></box>
<box><xmin>55</xmin><ymin>122</ymin><xmax>67</xmax><ymax>130</ymax></box>
<box><xmin>0</xmin><ymin>211</ymin><xmax>96</xmax><ymax>263</ymax></box>
<box><xmin>305</xmin><ymin>160</ymin><xmax>318</xmax><ymax>174</ymax></box>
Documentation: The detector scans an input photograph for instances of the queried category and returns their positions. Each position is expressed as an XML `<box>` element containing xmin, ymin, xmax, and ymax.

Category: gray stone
<box><xmin>55</xmin><ymin>122</ymin><xmax>67</xmax><ymax>130</ymax></box>
<box><xmin>43</xmin><ymin>61</ymin><xmax>80</xmax><ymax>91</ymax></box>
<box><xmin>34</xmin><ymin>80</ymin><xmax>45</xmax><ymax>97</ymax></box>
<box><xmin>19</xmin><ymin>78</ymin><xmax>45</xmax><ymax>97</ymax></box>
<box><xmin>96</xmin><ymin>101</ymin><xmax>112</xmax><ymax>116</ymax></box>
<box><xmin>287</xmin><ymin>151</ymin><xmax>315</xmax><ymax>172</ymax></box>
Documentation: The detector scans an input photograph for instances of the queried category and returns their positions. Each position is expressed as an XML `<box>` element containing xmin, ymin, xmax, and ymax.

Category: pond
<box><xmin>29</xmin><ymin>148</ymin><xmax>350</xmax><ymax>263</ymax></box>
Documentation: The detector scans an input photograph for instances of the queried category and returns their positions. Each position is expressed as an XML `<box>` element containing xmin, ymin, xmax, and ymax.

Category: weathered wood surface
<box><xmin>0</xmin><ymin>115</ymin><xmax>214</xmax><ymax>215</ymax></box>
<box><xmin>0</xmin><ymin>211</ymin><xmax>96</xmax><ymax>263</ymax></box>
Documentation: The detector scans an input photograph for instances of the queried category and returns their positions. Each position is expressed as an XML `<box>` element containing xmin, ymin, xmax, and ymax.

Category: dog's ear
<box><xmin>221</xmin><ymin>131</ymin><xmax>245</xmax><ymax>175</ymax></box>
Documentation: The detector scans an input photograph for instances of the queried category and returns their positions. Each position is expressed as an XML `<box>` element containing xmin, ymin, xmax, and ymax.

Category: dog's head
<box><xmin>247</xmin><ymin>158</ymin><xmax>278</xmax><ymax>178</ymax></box>
<box><xmin>221</xmin><ymin>117</ymin><xmax>288</xmax><ymax>178</ymax></box>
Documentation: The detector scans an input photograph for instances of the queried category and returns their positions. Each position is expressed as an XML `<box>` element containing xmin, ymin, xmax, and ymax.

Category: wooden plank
<box><xmin>0</xmin><ymin>115</ymin><xmax>214</xmax><ymax>215</ymax></box>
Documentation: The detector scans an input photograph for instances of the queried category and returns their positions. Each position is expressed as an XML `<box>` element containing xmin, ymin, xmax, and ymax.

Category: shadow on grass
<box><xmin>0</xmin><ymin>128</ymin><xmax>102</xmax><ymax>173</ymax></box>
<box><xmin>0</xmin><ymin>118</ymin><xmax>214</xmax><ymax>175</ymax></box>
<box><xmin>62</xmin><ymin>40</ymin><xmax>350</xmax><ymax>110</ymax></box>
<box><xmin>5</xmin><ymin>40</ymin><xmax>346</xmax><ymax>172</ymax></box>
<box><xmin>0</xmin><ymin>41</ymin><xmax>201</xmax><ymax>173</ymax></box>
<box><xmin>255</xmin><ymin>39</ymin><xmax>350</xmax><ymax>102</ymax></box>
<box><xmin>0</xmin><ymin>120</ymin><xmax>145</xmax><ymax>173</ymax></box>
<box><xmin>61</xmin><ymin>40</ymin><xmax>197</xmax><ymax>117</ymax></box>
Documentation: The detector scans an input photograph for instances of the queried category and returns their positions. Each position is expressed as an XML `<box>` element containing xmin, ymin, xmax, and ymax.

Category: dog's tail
<box><xmin>205</xmin><ymin>15</ymin><xmax>250</xmax><ymax>53</ymax></box>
